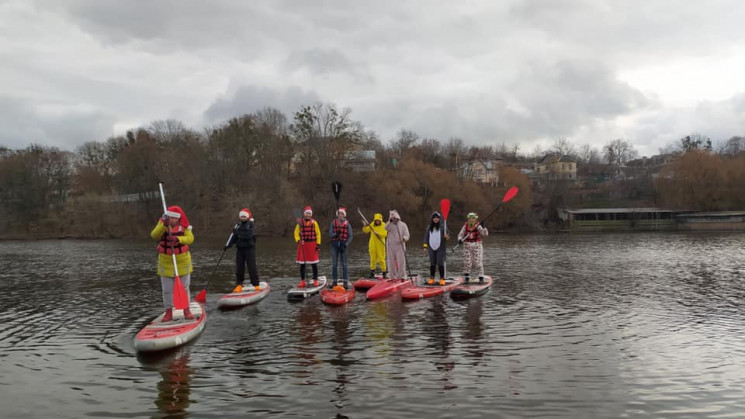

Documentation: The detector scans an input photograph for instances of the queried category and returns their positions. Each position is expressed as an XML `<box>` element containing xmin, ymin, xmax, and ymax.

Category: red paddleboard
<box><xmin>353</xmin><ymin>276</ymin><xmax>383</xmax><ymax>290</ymax></box>
<box><xmin>217</xmin><ymin>281</ymin><xmax>270</xmax><ymax>309</ymax></box>
<box><xmin>401</xmin><ymin>277</ymin><xmax>463</xmax><ymax>300</ymax></box>
<box><xmin>451</xmin><ymin>276</ymin><xmax>494</xmax><ymax>299</ymax></box>
<box><xmin>321</xmin><ymin>287</ymin><xmax>356</xmax><ymax>305</ymax></box>
<box><xmin>366</xmin><ymin>276</ymin><xmax>417</xmax><ymax>300</ymax></box>
<box><xmin>134</xmin><ymin>301</ymin><xmax>206</xmax><ymax>352</ymax></box>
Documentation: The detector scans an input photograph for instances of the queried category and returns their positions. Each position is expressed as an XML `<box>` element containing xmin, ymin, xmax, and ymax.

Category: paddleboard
<box><xmin>401</xmin><ymin>277</ymin><xmax>463</xmax><ymax>300</ymax></box>
<box><xmin>366</xmin><ymin>276</ymin><xmax>417</xmax><ymax>300</ymax></box>
<box><xmin>217</xmin><ymin>281</ymin><xmax>270</xmax><ymax>309</ymax></box>
<box><xmin>450</xmin><ymin>276</ymin><xmax>493</xmax><ymax>299</ymax></box>
<box><xmin>134</xmin><ymin>301</ymin><xmax>206</xmax><ymax>352</ymax></box>
<box><xmin>287</xmin><ymin>275</ymin><xmax>327</xmax><ymax>300</ymax></box>
<box><xmin>353</xmin><ymin>276</ymin><xmax>384</xmax><ymax>290</ymax></box>
<box><xmin>321</xmin><ymin>286</ymin><xmax>356</xmax><ymax>305</ymax></box>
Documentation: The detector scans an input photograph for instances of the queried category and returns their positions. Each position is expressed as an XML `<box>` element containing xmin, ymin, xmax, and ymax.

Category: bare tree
<box><xmin>552</xmin><ymin>137</ymin><xmax>576</xmax><ymax>157</ymax></box>
<box><xmin>603</xmin><ymin>139</ymin><xmax>638</xmax><ymax>166</ymax></box>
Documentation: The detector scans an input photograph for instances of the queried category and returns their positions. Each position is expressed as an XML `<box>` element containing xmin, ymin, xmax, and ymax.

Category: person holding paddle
<box><xmin>422</xmin><ymin>211</ymin><xmax>449</xmax><ymax>285</ymax></box>
<box><xmin>225</xmin><ymin>208</ymin><xmax>260</xmax><ymax>293</ymax></box>
<box><xmin>294</xmin><ymin>206</ymin><xmax>321</xmax><ymax>288</ymax></box>
<box><xmin>456</xmin><ymin>212</ymin><xmax>489</xmax><ymax>283</ymax></box>
<box><xmin>150</xmin><ymin>206</ymin><xmax>195</xmax><ymax>322</ymax></box>
<box><xmin>385</xmin><ymin>210</ymin><xmax>410</xmax><ymax>279</ymax></box>
<box><xmin>361</xmin><ymin>212</ymin><xmax>387</xmax><ymax>278</ymax></box>
<box><xmin>329</xmin><ymin>207</ymin><xmax>353</xmax><ymax>290</ymax></box>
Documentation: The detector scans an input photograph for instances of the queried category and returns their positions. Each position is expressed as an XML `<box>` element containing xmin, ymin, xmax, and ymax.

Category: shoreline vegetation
<box><xmin>2</xmin><ymin>104</ymin><xmax>744</xmax><ymax>240</ymax></box>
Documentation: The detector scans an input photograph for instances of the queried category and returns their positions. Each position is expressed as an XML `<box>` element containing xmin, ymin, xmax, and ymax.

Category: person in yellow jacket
<box><xmin>150</xmin><ymin>205</ymin><xmax>195</xmax><ymax>322</ymax></box>
<box><xmin>362</xmin><ymin>212</ymin><xmax>388</xmax><ymax>278</ymax></box>
<box><xmin>293</xmin><ymin>206</ymin><xmax>322</xmax><ymax>288</ymax></box>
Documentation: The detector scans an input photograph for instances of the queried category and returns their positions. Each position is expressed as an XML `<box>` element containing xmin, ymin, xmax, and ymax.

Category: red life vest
<box><xmin>300</xmin><ymin>218</ymin><xmax>317</xmax><ymax>241</ymax></box>
<box><xmin>332</xmin><ymin>219</ymin><xmax>349</xmax><ymax>242</ymax></box>
<box><xmin>463</xmin><ymin>222</ymin><xmax>482</xmax><ymax>242</ymax></box>
<box><xmin>157</xmin><ymin>225</ymin><xmax>190</xmax><ymax>255</ymax></box>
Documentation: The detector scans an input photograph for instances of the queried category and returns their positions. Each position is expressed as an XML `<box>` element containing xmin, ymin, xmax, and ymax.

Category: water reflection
<box><xmin>327</xmin><ymin>306</ymin><xmax>355</xmax><ymax>412</ymax></box>
<box><xmin>2</xmin><ymin>234</ymin><xmax>745</xmax><ymax>417</ymax></box>
<box><xmin>138</xmin><ymin>348</ymin><xmax>193</xmax><ymax>418</ymax></box>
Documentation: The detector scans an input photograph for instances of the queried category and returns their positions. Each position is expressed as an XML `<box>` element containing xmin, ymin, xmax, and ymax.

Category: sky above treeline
<box><xmin>2</xmin><ymin>0</ymin><xmax>744</xmax><ymax>158</ymax></box>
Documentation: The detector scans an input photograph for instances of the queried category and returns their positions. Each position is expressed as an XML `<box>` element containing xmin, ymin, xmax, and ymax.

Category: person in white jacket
<box><xmin>456</xmin><ymin>212</ymin><xmax>489</xmax><ymax>283</ymax></box>
<box><xmin>385</xmin><ymin>210</ymin><xmax>410</xmax><ymax>279</ymax></box>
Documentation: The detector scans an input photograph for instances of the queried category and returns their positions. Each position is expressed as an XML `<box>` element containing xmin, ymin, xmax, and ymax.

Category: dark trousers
<box><xmin>300</xmin><ymin>263</ymin><xmax>318</xmax><ymax>280</ymax></box>
<box><xmin>331</xmin><ymin>243</ymin><xmax>348</xmax><ymax>284</ymax></box>
<box><xmin>236</xmin><ymin>246</ymin><xmax>259</xmax><ymax>286</ymax></box>
<box><xmin>429</xmin><ymin>265</ymin><xmax>445</xmax><ymax>279</ymax></box>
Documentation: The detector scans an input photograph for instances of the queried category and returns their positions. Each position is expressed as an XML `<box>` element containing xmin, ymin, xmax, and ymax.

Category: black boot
<box><xmin>464</xmin><ymin>274</ymin><xmax>470</xmax><ymax>284</ymax></box>
<box><xmin>382</xmin><ymin>271</ymin><xmax>388</xmax><ymax>279</ymax></box>
<box><xmin>369</xmin><ymin>270</ymin><xmax>375</xmax><ymax>278</ymax></box>
<box><xmin>478</xmin><ymin>276</ymin><xmax>485</xmax><ymax>283</ymax></box>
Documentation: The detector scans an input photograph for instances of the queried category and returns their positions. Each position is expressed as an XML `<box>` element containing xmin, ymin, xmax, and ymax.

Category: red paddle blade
<box><xmin>172</xmin><ymin>276</ymin><xmax>189</xmax><ymax>309</ymax></box>
<box><xmin>440</xmin><ymin>198</ymin><xmax>451</xmax><ymax>220</ymax></box>
<box><xmin>194</xmin><ymin>288</ymin><xmax>207</xmax><ymax>304</ymax></box>
<box><xmin>502</xmin><ymin>186</ymin><xmax>519</xmax><ymax>203</ymax></box>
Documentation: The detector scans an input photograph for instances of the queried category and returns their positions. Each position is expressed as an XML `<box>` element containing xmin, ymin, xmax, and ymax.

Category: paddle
<box><xmin>293</xmin><ymin>207</ymin><xmax>307</xmax><ymax>278</ymax></box>
<box><xmin>331</xmin><ymin>181</ymin><xmax>345</xmax><ymax>290</ymax></box>
<box><xmin>440</xmin><ymin>198</ymin><xmax>451</xmax><ymax>278</ymax></box>
<box><xmin>395</xmin><ymin>222</ymin><xmax>413</xmax><ymax>283</ymax></box>
<box><xmin>452</xmin><ymin>186</ymin><xmax>519</xmax><ymax>252</ymax></box>
<box><xmin>158</xmin><ymin>182</ymin><xmax>189</xmax><ymax>310</ymax></box>
<box><xmin>194</xmin><ymin>244</ymin><xmax>228</xmax><ymax>303</ymax></box>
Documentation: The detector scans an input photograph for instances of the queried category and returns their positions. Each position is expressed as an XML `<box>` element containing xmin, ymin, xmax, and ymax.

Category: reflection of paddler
<box><xmin>290</xmin><ymin>301</ymin><xmax>323</xmax><ymax>369</ymax></box>
<box><xmin>153</xmin><ymin>351</ymin><xmax>192</xmax><ymax>416</ymax></box>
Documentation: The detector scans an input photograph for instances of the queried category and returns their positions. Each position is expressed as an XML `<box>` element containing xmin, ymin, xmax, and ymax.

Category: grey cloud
<box><xmin>0</xmin><ymin>96</ymin><xmax>115</xmax><ymax>150</ymax></box>
<box><xmin>285</xmin><ymin>49</ymin><xmax>374</xmax><ymax>83</ymax></box>
<box><xmin>203</xmin><ymin>85</ymin><xmax>322</xmax><ymax>125</ymax></box>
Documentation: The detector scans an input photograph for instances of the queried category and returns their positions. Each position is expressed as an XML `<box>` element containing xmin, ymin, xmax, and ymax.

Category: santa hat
<box><xmin>303</xmin><ymin>206</ymin><xmax>313</xmax><ymax>216</ymax></box>
<box><xmin>337</xmin><ymin>207</ymin><xmax>347</xmax><ymax>217</ymax></box>
<box><xmin>167</xmin><ymin>205</ymin><xmax>190</xmax><ymax>229</ymax></box>
<box><xmin>239</xmin><ymin>208</ymin><xmax>252</xmax><ymax>219</ymax></box>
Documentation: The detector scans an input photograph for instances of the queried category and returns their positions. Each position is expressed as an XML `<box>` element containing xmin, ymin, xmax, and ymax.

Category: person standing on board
<box><xmin>457</xmin><ymin>212</ymin><xmax>489</xmax><ymax>283</ymax></box>
<box><xmin>329</xmin><ymin>207</ymin><xmax>353</xmax><ymax>290</ymax></box>
<box><xmin>225</xmin><ymin>208</ymin><xmax>260</xmax><ymax>292</ymax></box>
<box><xmin>294</xmin><ymin>206</ymin><xmax>321</xmax><ymax>287</ymax></box>
<box><xmin>423</xmin><ymin>211</ymin><xmax>449</xmax><ymax>285</ymax></box>
<box><xmin>385</xmin><ymin>210</ymin><xmax>410</xmax><ymax>279</ymax></box>
<box><xmin>362</xmin><ymin>212</ymin><xmax>388</xmax><ymax>278</ymax></box>
<box><xmin>150</xmin><ymin>206</ymin><xmax>194</xmax><ymax>322</ymax></box>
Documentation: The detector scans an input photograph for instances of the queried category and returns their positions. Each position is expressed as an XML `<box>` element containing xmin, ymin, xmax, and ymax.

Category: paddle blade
<box><xmin>332</xmin><ymin>181</ymin><xmax>342</xmax><ymax>201</ymax></box>
<box><xmin>502</xmin><ymin>186</ymin><xmax>519</xmax><ymax>203</ymax></box>
<box><xmin>172</xmin><ymin>276</ymin><xmax>189</xmax><ymax>309</ymax></box>
<box><xmin>440</xmin><ymin>198</ymin><xmax>451</xmax><ymax>220</ymax></box>
<box><xmin>194</xmin><ymin>288</ymin><xmax>207</xmax><ymax>304</ymax></box>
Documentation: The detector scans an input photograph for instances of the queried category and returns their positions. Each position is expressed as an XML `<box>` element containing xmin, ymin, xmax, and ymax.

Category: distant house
<box><xmin>623</xmin><ymin>153</ymin><xmax>675</xmax><ymax>180</ymax></box>
<box><xmin>344</xmin><ymin>150</ymin><xmax>376</xmax><ymax>172</ymax></box>
<box><xmin>535</xmin><ymin>154</ymin><xmax>577</xmax><ymax>181</ymax></box>
<box><xmin>461</xmin><ymin>158</ymin><xmax>501</xmax><ymax>185</ymax></box>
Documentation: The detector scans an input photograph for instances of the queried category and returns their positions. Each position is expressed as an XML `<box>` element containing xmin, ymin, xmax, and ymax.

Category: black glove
<box><xmin>224</xmin><ymin>245</ymin><xmax>230</xmax><ymax>250</ymax></box>
<box><xmin>458</xmin><ymin>239</ymin><xmax>463</xmax><ymax>245</ymax></box>
<box><xmin>316</xmin><ymin>245</ymin><xmax>320</xmax><ymax>252</ymax></box>
<box><xmin>479</xmin><ymin>221</ymin><xmax>487</xmax><ymax>230</ymax></box>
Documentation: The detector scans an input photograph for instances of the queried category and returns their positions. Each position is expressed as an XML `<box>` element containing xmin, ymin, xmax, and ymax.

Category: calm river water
<box><xmin>1</xmin><ymin>232</ymin><xmax>744</xmax><ymax>418</ymax></box>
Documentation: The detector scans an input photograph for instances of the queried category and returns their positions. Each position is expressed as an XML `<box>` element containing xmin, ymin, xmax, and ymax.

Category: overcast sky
<box><xmin>2</xmin><ymin>0</ymin><xmax>744</xmax><ymax>157</ymax></box>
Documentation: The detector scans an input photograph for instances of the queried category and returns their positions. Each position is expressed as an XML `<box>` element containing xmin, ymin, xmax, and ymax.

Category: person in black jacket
<box><xmin>225</xmin><ymin>208</ymin><xmax>260</xmax><ymax>292</ymax></box>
